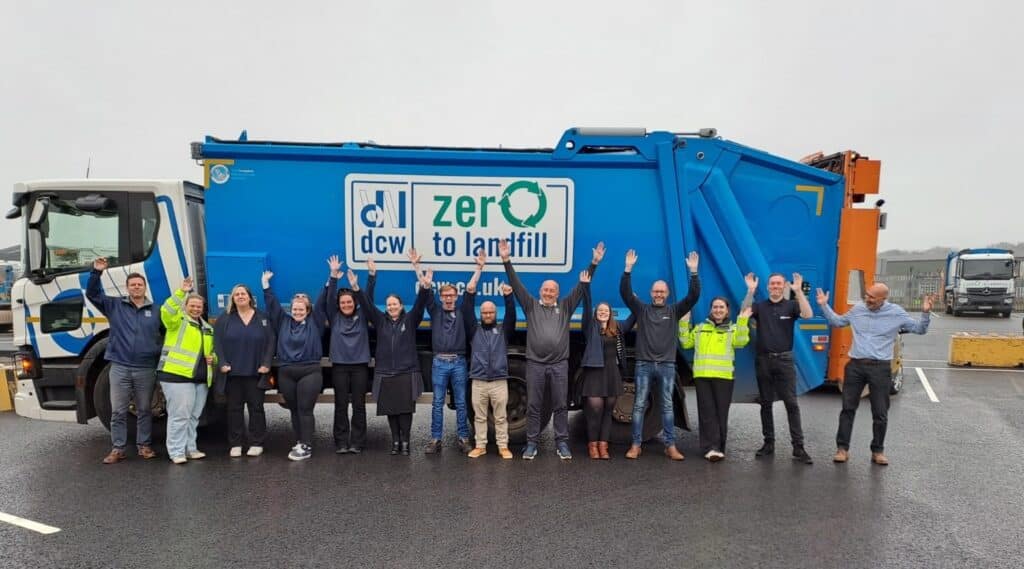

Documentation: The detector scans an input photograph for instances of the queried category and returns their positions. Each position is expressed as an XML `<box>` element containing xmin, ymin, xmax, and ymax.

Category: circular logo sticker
<box><xmin>210</xmin><ymin>164</ymin><xmax>230</xmax><ymax>184</ymax></box>
<box><xmin>499</xmin><ymin>181</ymin><xmax>547</xmax><ymax>228</ymax></box>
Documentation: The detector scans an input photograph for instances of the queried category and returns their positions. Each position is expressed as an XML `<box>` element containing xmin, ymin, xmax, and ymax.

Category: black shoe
<box><xmin>457</xmin><ymin>438</ymin><xmax>473</xmax><ymax>454</ymax></box>
<box><xmin>424</xmin><ymin>439</ymin><xmax>442</xmax><ymax>454</ymax></box>
<box><xmin>400</xmin><ymin>442</ymin><xmax>410</xmax><ymax>456</ymax></box>
<box><xmin>348</xmin><ymin>446</ymin><xmax>362</xmax><ymax>455</ymax></box>
<box><xmin>390</xmin><ymin>441</ymin><xmax>400</xmax><ymax>455</ymax></box>
<box><xmin>335</xmin><ymin>446</ymin><xmax>351</xmax><ymax>455</ymax></box>
<box><xmin>793</xmin><ymin>446</ymin><xmax>813</xmax><ymax>465</ymax></box>
<box><xmin>755</xmin><ymin>442</ymin><xmax>775</xmax><ymax>457</ymax></box>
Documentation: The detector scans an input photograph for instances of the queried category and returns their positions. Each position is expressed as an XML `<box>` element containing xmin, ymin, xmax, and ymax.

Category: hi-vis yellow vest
<box><xmin>159</xmin><ymin>289</ymin><xmax>215</xmax><ymax>385</ymax></box>
<box><xmin>678</xmin><ymin>316</ymin><xmax>750</xmax><ymax>380</ymax></box>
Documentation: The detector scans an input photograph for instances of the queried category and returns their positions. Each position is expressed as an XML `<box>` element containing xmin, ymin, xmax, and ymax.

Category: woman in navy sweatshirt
<box><xmin>213</xmin><ymin>283</ymin><xmax>276</xmax><ymax>458</ymax></box>
<box><xmin>262</xmin><ymin>269</ymin><xmax>328</xmax><ymax>461</ymax></box>
<box><xmin>352</xmin><ymin>266</ymin><xmax>431</xmax><ymax>456</ymax></box>
<box><xmin>320</xmin><ymin>255</ymin><xmax>376</xmax><ymax>454</ymax></box>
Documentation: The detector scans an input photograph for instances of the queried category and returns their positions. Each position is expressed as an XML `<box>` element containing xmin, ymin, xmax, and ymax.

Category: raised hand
<box><xmin>592</xmin><ymin>241</ymin><xmax>606</xmax><ymax>264</ymax></box>
<box><xmin>685</xmin><ymin>251</ymin><xmax>699</xmax><ymax>273</ymax></box>
<box><xmin>93</xmin><ymin>257</ymin><xmax>109</xmax><ymax>272</ymax></box>
<box><xmin>739</xmin><ymin>306</ymin><xmax>753</xmax><ymax>319</ymax></box>
<box><xmin>367</xmin><ymin>258</ymin><xmax>376</xmax><ymax>276</ymax></box>
<box><xmin>419</xmin><ymin>268</ymin><xmax>434</xmax><ymax>289</ymax></box>
<box><xmin>407</xmin><ymin>248</ymin><xmax>422</xmax><ymax>266</ymax></box>
<box><xmin>625</xmin><ymin>249</ymin><xmax>638</xmax><ymax>271</ymax></box>
<box><xmin>181</xmin><ymin>276</ymin><xmax>194</xmax><ymax>292</ymax></box>
<box><xmin>475</xmin><ymin>250</ymin><xmax>487</xmax><ymax>269</ymax></box>
<box><xmin>922</xmin><ymin>293</ymin><xmax>934</xmax><ymax>313</ymax></box>
<box><xmin>498</xmin><ymin>239</ymin><xmax>511</xmax><ymax>261</ymax></box>
<box><xmin>261</xmin><ymin>271</ymin><xmax>273</xmax><ymax>289</ymax></box>
<box><xmin>579</xmin><ymin>269</ymin><xmax>592</xmax><ymax>284</ymax></box>
<box><xmin>501</xmin><ymin>283</ymin><xmax>513</xmax><ymax>296</ymax></box>
<box><xmin>815</xmin><ymin>288</ymin><xmax>829</xmax><ymax>306</ymax></box>
<box><xmin>744</xmin><ymin>272</ymin><xmax>758</xmax><ymax>293</ymax></box>
<box><xmin>791</xmin><ymin>273</ymin><xmax>804</xmax><ymax>293</ymax></box>
<box><xmin>327</xmin><ymin>255</ymin><xmax>342</xmax><ymax>278</ymax></box>
<box><xmin>346</xmin><ymin>268</ymin><xmax>359</xmax><ymax>289</ymax></box>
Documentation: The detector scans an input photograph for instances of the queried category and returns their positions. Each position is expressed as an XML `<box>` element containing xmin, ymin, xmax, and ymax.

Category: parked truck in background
<box><xmin>7</xmin><ymin>127</ymin><xmax>885</xmax><ymax>441</ymax></box>
<box><xmin>944</xmin><ymin>248</ymin><xmax>1017</xmax><ymax>317</ymax></box>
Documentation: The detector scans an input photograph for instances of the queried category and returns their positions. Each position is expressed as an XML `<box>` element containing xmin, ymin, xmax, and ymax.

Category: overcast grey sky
<box><xmin>2</xmin><ymin>1</ymin><xmax>1019</xmax><ymax>251</ymax></box>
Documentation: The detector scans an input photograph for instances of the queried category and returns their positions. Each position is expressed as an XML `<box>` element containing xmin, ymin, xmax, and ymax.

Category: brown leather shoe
<box><xmin>597</xmin><ymin>441</ymin><xmax>610</xmax><ymax>460</ymax></box>
<box><xmin>833</xmin><ymin>448</ymin><xmax>849</xmax><ymax>463</ymax></box>
<box><xmin>664</xmin><ymin>445</ymin><xmax>685</xmax><ymax>461</ymax></box>
<box><xmin>498</xmin><ymin>447</ymin><xmax>513</xmax><ymax>460</ymax></box>
<box><xmin>625</xmin><ymin>445</ymin><xmax>642</xmax><ymax>459</ymax></box>
<box><xmin>102</xmin><ymin>448</ymin><xmax>126</xmax><ymax>464</ymax></box>
<box><xmin>587</xmin><ymin>442</ymin><xmax>600</xmax><ymax>460</ymax></box>
<box><xmin>871</xmin><ymin>452</ymin><xmax>889</xmax><ymax>466</ymax></box>
<box><xmin>137</xmin><ymin>445</ymin><xmax>158</xmax><ymax>459</ymax></box>
<box><xmin>467</xmin><ymin>447</ymin><xmax>487</xmax><ymax>458</ymax></box>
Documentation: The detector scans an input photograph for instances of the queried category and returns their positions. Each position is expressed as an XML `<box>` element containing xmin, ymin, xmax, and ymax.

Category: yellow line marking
<box><xmin>799</xmin><ymin>324</ymin><xmax>828</xmax><ymax>330</ymax></box>
<box><xmin>796</xmin><ymin>185</ymin><xmax>825</xmax><ymax>216</ymax></box>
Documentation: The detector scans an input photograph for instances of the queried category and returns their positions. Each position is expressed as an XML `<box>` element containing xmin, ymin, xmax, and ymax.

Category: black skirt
<box><xmin>375</xmin><ymin>373</ymin><xmax>416</xmax><ymax>415</ymax></box>
<box><xmin>581</xmin><ymin>336</ymin><xmax>623</xmax><ymax>397</ymax></box>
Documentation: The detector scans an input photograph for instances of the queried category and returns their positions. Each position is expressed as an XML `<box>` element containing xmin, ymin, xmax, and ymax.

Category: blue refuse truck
<box><xmin>8</xmin><ymin>127</ymin><xmax>884</xmax><ymax>441</ymax></box>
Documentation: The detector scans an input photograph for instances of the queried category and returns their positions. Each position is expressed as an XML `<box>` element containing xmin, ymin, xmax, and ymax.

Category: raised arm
<box><xmin>733</xmin><ymin>307</ymin><xmax>752</xmax><ymax>348</ymax></box>
<box><xmin>407</xmin><ymin>248</ymin><xmax>436</xmax><ymax>311</ymax></box>
<box><xmin>677</xmin><ymin>313</ymin><xmax>696</xmax><ymax>350</ymax></box>
<box><xmin>581</xmin><ymin>272</ymin><xmax>594</xmax><ymax>336</ymax></box>
<box><xmin>620</xmin><ymin>249</ymin><xmax>644</xmax><ymax>313</ymax></box>
<box><xmin>323</xmin><ymin>255</ymin><xmax>343</xmax><ymax>320</ymax></box>
<box><xmin>740</xmin><ymin>273</ymin><xmax>758</xmax><ymax>311</ymax></box>
<box><xmin>354</xmin><ymin>275</ymin><xmax>384</xmax><ymax>327</ymax></box>
<box><xmin>670</xmin><ymin>252</ymin><xmax>701</xmax><ymax>315</ymax></box>
<box><xmin>564</xmin><ymin>242</ymin><xmax>604</xmax><ymax>312</ymax></box>
<box><xmin>461</xmin><ymin>289</ymin><xmax>478</xmax><ymax>335</ymax></box>
<box><xmin>161</xmin><ymin>277</ymin><xmax>193</xmax><ymax>332</ymax></box>
<box><xmin>409</xmin><ymin>270</ymin><xmax>434</xmax><ymax>327</ymax></box>
<box><xmin>499</xmin><ymin>238</ymin><xmax>535</xmax><ymax>307</ymax></box>
<box><xmin>261</xmin><ymin>271</ymin><xmax>286</xmax><ymax>329</ymax></box>
<box><xmin>816</xmin><ymin>288</ymin><xmax>850</xmax><ymax>328</ymax></box>
<box><xmin>620</xmin><ymin>311</ymin><xmax>637</xmax><ymax>335</ymax></box>
<box><xmin>791</xmin><ymin>273</ymin><xmax>814</xmax><ymax>319</ymax></box>
<box><xmin>900</xmin><ymin>294</ymin><xmax>932</xmax><ymax>335</ymax></box>
<box><xmin>501</xmin><ymin>284</ymin><xmax>517</xmax><ymax>340</ymax></box>
<box><xmin>85</xmin><ymin>258</ymin><xmax>115</xmax><ymax>315</ymax></box>
<box><xmin>364</xmin><ymin>258</ymin><xmax>377</xmax><ymax>306</ymax></box>
<box><xmin>259</xmin><ymin>313</ymin><xmax>276</xmax><ymax>372</ymax></box>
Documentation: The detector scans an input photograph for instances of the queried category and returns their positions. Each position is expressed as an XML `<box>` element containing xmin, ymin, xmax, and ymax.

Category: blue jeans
<box><xmin>161</xmin><ymin>381</ymin><xmax>209</xmax><ymax>459</ymax></box>
<box><xmin>109</xmin><ymin>363</ymin><xmax>156</xmax><ymax>449</ymax></box>
<box><xmin>431</xmin><ymin>355</ymin><xmax>469</xmax><ymax>440</ymax></box>
<box><xmin>631</xmin><ymin>361</ymin><xmax>677</xmax><ymax>445</ymax></box>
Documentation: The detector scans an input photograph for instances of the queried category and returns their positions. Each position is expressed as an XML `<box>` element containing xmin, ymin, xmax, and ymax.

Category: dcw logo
<box><xmin>359</xmin><ymin>188</ymin><xmax>407</xmax><ymax>229</ymax></box>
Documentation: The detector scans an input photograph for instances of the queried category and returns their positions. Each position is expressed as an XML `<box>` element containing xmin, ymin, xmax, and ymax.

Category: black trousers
<box><xmin>695</xmin><ymin>378</ymin><xmax>734</xmax><ymax>454</ymax></box>
<box><xmin>332</xmin><ymin>364</ymin><xmax>369</xmax><ymax>449</ymax></box>
<box><xmin>278</xmin><ymin>364</ymin><xmax>323</xmax><ymax>445</ymax></box>
<box><xmin>226</xmin><ymin>375</ymin><xmax>267</xmax><ymax>447</ymax></box>
<box><xmin>836</xmin><ymin>359</ymin><xmax>891</xmax><ymax>453</ymax></box>
<box><xmin>755</xmin><ymin>353</ymin><xmax>805</xmax><ymax>447</ymax></box>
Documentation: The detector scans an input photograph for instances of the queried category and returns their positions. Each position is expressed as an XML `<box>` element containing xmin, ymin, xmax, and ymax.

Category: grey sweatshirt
<box><xmin>620</xmin><ymin>272</ymin><xmax>701</xmax><ymax>363</ymax></box>
<box><xmin>504</xmin><ymin>260</ymin><xmax>596</xmax><ymax>364</ymax></box>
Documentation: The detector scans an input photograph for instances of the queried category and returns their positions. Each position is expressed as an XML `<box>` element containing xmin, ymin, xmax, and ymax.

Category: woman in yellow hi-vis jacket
<box><xmin>679</xmin><ymin>297</ymin><xmax>751</xmax><ymax>462</ymax></box>
<box><xmin>158</xmin><ymin>277</ymin><xmax>215</xmax><ymax>464</ymax></box>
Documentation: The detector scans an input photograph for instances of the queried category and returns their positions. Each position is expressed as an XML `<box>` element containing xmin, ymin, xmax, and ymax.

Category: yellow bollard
<box><xmin>948</xmin><ymin>333</ymin><xmax>1024</xmax><ymax>368</ymax></box>
<box><xmin>0</xmin><ymin>365</ymin><xmax>14</xmax><ymax>412</ymax></box>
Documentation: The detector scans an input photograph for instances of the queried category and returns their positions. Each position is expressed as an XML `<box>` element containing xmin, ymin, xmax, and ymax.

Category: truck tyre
<box><xmin>608</xmin><ymin>381</ymin><xmax>665</xmax><ymax>443</ymax></box>
<box><xmin>93</xmin><ymin>363</ymin><xmax>166</xmax><ymax>442</ymax></box>
<box><xmin>945</xmin><ymin>304</ymin><xmax>952</xmax><ymax>315</ymax></box>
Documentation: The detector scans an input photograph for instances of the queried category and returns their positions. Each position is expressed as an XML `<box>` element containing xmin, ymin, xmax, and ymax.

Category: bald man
<box><xmin>816</xmin><ymin>283</ymin><xmax>933</xmax><ymax>466</ymax></box>
<box><xmin>620</xmin><ymin>249</ymin><xmax>700</xmax><ymax>460</ymax></box>
<box><xmin>501</xmin><ymin>238</ymin><xmax>605</xmax><ymax>460</ymax></box>
<box><xmin>462</xmin><ymin>252</ymin><xmax>517</xmax><ymax>459</ymax></box>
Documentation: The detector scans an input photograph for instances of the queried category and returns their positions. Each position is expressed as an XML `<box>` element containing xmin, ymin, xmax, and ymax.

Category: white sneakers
<box><xmin>171</xmin><ymin>456</ymin><xmax>187</xmax><ymax>465</ymax></box>
<box><xmin>187</xmin><ymin>451</ymin><xmax>207</xmax><ymax>460</ymax></box>
<box><xmin>230</xmin><ymin>447</ymin><xmax>243</xmax><ymax>458</ymax></box>
<box><xmin>704</xmin><ymin>450</ymin><xmax>725</xmax><ymax>462</ymax></box>
<box><xmin>246</xmin><ymin>446</ymin><xmax>264</xmax><ymax>457</ymax></box>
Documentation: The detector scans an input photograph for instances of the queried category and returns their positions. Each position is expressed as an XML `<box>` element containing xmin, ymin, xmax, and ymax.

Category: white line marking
<box><xmin>915</xmin><ymin>367</ymin><xmax>940</xmax><ymax>403</ymax></box>
<box><xmin>916</xmin><ymin>367</ymin><xmax>1024</xmax><ymax>374</ymax></box>
<box><xmin>903</xmin><ymin>359</ymin><xmax>950</xmax><ymax>363</ymax></box>
<box><xmin>0</xmin><ymin>512</ymin><xmax>61</xmax><ymax>534</ymax></box>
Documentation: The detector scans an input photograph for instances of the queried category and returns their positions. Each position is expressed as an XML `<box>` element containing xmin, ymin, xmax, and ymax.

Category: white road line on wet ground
<box><xmin>903</xmin><ymin>359</ymin><xmax>950</xmax><ymax>363</ymax></box>
<box><xmin>915</xmin><ymin>367</ymin><xmax>939</xmax><ymax>403</ymax></box>
<box><xmin>0</xmin><ymin>512</ymin><xmax>61</xmax><ymax>534</ymax></box>
<box><xmin>916</xmin><ymin>367</ymin><xmax>1024</xmax><ymax>374</ymax></box>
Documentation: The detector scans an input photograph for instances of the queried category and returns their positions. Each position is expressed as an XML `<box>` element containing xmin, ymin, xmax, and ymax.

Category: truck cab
<box><xmin>944</xmin><ymin>248</ymin><xmax>1016</xmax><ymax>317</ymax></box>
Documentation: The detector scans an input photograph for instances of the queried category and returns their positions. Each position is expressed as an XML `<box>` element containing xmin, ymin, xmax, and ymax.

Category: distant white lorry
<box><xmin>944</xmin><ymin>248</ymin><xmax>1017</xmax><ymax>317</ymax></box>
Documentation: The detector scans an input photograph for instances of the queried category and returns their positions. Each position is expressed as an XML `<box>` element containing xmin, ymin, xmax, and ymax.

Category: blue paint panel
<box><xmin>201</xmin><ymin>130</ymin><xmax>851</xmax><ymax>399</ymax></box>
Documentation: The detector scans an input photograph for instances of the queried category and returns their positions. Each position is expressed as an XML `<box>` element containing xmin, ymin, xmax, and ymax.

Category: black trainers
<box><xmin>755</xmin><ymin>442</ymin><xmax>775</xmax><ymax>457</ymax></box>
<box><xmin>457</xmin><ymin>438</ymin><xmax>473</xmax><ymax>454</ymax></box>
<box><xmin>793</xmin><ymin>446</ymin><xmax>813</xmax><ymax>465</ymax></box>
<box><xmin>424</xmin><ymin>439</ymin><xmax>442</xmax><ymax>454</ymax></box>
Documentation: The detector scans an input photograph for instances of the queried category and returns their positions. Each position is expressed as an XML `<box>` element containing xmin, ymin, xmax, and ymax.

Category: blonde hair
<box><xmin>226</xmin><ymin>284</ymin><xmax>256</xmax><ymax>314</ymax></box>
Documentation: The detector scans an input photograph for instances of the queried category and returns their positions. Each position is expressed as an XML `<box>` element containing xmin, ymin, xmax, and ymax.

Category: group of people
<box><xmin>86</xmin><ymin>237</ymin><xmax>932</xmax><ymax>466</ymax></box>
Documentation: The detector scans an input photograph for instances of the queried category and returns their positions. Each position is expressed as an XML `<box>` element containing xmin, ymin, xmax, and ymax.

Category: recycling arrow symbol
<box><xmin>499</xmin><ymin>180</ymin><xmax>547</xmax><ymax>228</ymax></box>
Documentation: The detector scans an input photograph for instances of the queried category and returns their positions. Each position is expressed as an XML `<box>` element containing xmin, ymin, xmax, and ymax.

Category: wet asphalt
<box><xmin>1</xmin><ymin>314</ymin><xmax>1023</xmax><ymax>568</ymax></box>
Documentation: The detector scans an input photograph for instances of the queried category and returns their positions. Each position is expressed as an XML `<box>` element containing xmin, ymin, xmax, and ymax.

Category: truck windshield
<box><xmin>27</xmin><ymin>196</ymin><xmax>119</xmax><ymax>277</ymax></box>
<box><xmin>961</xmin><ymin>259</ymin><xmax>1014</xmax><ymax>280</ymax></box>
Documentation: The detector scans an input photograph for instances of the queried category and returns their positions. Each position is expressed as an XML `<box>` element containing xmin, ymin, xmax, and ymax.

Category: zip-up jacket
<box><xmin>580</xmin><ymin>284</ymin><xmax>636</xmax><ymax>368</ymax></box>
<box><xmin>358</xmin><ymin>285</ymin><xmax>430</xmax><ymax>375</ymax></box>
<box><xmin>678</xmin><ymin>316</ymin><xmax>750</xmax><ymax>380</ymax></box>
<box><xmin>85</xmin><ymin>269</ymin><xmax>163</xmax><ymax>368</ymax></box>
<box><xmin>462</xmin><ymin>290</ymin><xmax>517</xmax><ymax>380</ymax></box>
<box><xmin>426</xmin><ymin>292</ymin><xmax>469</xmax><ymax>355</ymax></box>
<box><xmin>504</xmin><ymin>260</ymin><xmax>596</xmax><ymax>363</ymax></box>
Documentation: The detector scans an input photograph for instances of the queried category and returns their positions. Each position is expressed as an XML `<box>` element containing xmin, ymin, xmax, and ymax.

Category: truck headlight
<box><xmin>1004</xmin><ymin>298</ymin><xmax>1014</xmax><ymax>304</ymax></box>
<box><xmin>958</xmin><ymin>297</ymin><xmax>969</xmax><ymax>304</ymax></box>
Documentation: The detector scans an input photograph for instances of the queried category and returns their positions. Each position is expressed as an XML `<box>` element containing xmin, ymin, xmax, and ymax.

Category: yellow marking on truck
<box><xmin>796</xmin><ymin>185</ymin><xmax>825</xmax><ymax>216</ymax></box>
<box><xmin>26</xmin><ymin>316</ymin><xmax>106</xmax><ymax>324</ymax></box>
<box><xmin>204</xmin><ymin>159</ymin><xmax>235</xmax><ymax>187</ymax></box>
<box><xmin>799</xmin><ymin>324</ymin><xmax>828</xmax><ymax>330</ymax></box>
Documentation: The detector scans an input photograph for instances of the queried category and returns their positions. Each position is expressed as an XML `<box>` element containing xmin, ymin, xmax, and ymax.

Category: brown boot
<box><xmin>597</xmin><ymin>441</ymin><xmax>610</xmax><ymax>460</ymax></box>
<box><xmin>833</xmin><ymin>448</ymin><xmax>849</xmax><ymax>463</ymax></box>
<box><xmin>137</xmin><ymin>445</ymin><xmax>158</xmax><ymax>459</ymax></box>
<box><xmin>587</xmin><ymin>442</ymin><xmax>600</xmax><ymax>460</ymax></box>
<box><xmin>664</xmin><ymin>445</ymin><xmax>685</xmax><ymax>461</ymax></box>
<box><xmin>625</xmin><ymin>445</ymin><xmax>642</xmax><ymax>459</ymax></box>
<box><xmin>102</xmin><ymin>448</ymin><xmax>126</xmax><ymax>464</ymax></box>
<box><xmin>871</xmin><ymin>452</ymin><xmax>889</xmax><ymax>466</ymax></box>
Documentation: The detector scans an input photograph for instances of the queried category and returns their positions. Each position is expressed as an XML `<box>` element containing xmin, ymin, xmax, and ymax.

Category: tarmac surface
<box><xmin>1</xmin><ymin>313</ymin><xmax>1023</xmax><ymax>568</ymax></box>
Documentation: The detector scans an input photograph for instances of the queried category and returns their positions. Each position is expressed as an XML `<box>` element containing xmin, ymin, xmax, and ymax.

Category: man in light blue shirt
<box><xmin>816</xmin><ymin>283</ymin><xmax>933</xmax><ymax>466</ymax></box>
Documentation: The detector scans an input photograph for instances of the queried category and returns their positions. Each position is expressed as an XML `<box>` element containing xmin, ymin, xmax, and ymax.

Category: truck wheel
<box><xmin>609</xmin><ymin>381</ymin><xmax>664</xmax><ymax>443</ymax></box>
<box><xmin>93</xmin><ymin>364</ymin><xmax>167</xmax><ymax>442</ymax></box>
<box><xmin>467</xmin><ymin>357</ymin><xmax>545</xmax><ymax>446</ymax></box>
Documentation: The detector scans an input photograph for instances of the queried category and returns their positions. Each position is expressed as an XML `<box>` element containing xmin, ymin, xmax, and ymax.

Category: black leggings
<box><xmin>387</xmin><ymin>413</ymin><xmax>413</xmax><ymax>443</ymax></box>
<box><xmin>584</xmin><ymin>396</ymin><xmax>617</xmax><ymax>442</ymax></box>
<box><xmin>226</xmin><ymin>375</ymin><xmax>266</xmax><ymax>447</ymax></box>
<box><xmin>277</xmin><ymin>364</ymin><xmax>322</xmax><ymax>445</ymax></box>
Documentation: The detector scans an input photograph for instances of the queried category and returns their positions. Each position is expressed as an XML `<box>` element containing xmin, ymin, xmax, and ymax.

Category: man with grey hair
<box><xmin>816</xmin><ymin>283</ymin><xmax>932</xmax><ymax>466</ymax></box>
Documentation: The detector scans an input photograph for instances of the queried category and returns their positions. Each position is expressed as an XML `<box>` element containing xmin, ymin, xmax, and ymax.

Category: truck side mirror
<box><xmin>27</xmin><ymin>198</ymin><xmax>49</xmax><ymax>230</ymax></box>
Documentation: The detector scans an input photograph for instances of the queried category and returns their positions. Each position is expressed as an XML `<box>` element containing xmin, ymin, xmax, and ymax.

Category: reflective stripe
<box><xmin>160</xmin><ymin>354</ymin><xmax>195</xmax><ymax>368</ymax></box>
<box><xmin>696</xmin><ymin>354</ymin><xmax>734</xmax><ymax>362</ymax></box>
<box><xmin>694</xmin><ymin>363</ymin><xmax>734</xmax><ymax>372</ymax></box>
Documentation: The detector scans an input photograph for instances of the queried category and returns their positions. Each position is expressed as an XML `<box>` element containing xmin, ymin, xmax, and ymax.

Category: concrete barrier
<box><xmin>0</xmin><ymin>365</ymin><xmax>14</xmax><ymax>412</ymax></box>
<box><xmin>948</xmin><ymin>333</ymin><xmax>1024</xmax><ymax>368</ymax></box>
